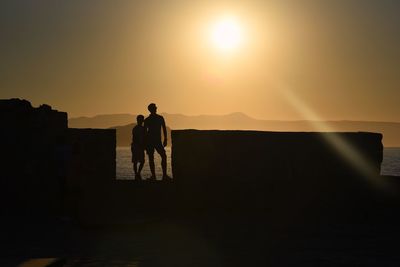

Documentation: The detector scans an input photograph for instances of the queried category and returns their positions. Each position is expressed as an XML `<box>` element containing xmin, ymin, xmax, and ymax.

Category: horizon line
<box><xmin>68</xmin><ymin>112</ymin><xmax>400</xmax><ymax>124</ymax></box>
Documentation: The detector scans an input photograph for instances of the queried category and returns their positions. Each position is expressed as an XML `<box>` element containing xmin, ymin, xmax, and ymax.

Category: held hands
<box><xmin>163</xmin><ymin>138</ymin><xmax>168</xmax><ymax>147</ymax></box>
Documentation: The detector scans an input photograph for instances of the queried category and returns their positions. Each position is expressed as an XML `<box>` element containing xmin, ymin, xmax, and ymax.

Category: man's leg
<box><xmin>148</xmin><ymin>154</ymin><xmax>156</xmax><ymax>178</ymax></box>
<box><xmin>161</xmin><ymin>152</ymin><xmax>167</xmax><ymax>177</ymax></box>
<box><xmin>147</xmin><ymin>146</ymin><xmax>156</xmax><ymax>179</ymax></box>
<box><xmin>156</xmin><ymin>145</ymin><xmax>170</xmax><ymax>179</ymax></box>
<box><xmin>138</xmin><ymin>160</ymin><xmax>144</xmax><ymax>175</ymax></box>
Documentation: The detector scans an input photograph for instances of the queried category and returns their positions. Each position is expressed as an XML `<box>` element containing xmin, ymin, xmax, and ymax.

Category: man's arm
<box><xmin>162</xmin><ymin>117</ymin><xmax>167</xmax><ymax>147</ymax></box>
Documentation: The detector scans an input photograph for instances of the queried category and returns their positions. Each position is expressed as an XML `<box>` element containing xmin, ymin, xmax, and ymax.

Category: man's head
<box><xmin>148</xmin><ymin>103</ymin><xmax>157</xmax><ymax>114</ymax></box>
<box><xmin>136</xmin><ymin>115</ymin><xmax>144</xmax><ymax>125</ymax></box>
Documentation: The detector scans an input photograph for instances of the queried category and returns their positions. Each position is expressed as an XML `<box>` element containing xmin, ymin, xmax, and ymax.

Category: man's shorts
<box><xmin>146</xmin><ymin>142</ymin><xmax>166</xmax><ymax>157</ymax></box>
<box><xmin>131</xmin><ymin>145</ymin><xmax>145</xmax><ymax>163</ymax></box>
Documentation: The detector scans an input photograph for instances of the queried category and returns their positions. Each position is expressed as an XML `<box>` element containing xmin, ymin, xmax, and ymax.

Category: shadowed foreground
<box><xmin>2</xmin><ymin>213</ymin><xmax>400</xmax><ymax>266</ymax></box>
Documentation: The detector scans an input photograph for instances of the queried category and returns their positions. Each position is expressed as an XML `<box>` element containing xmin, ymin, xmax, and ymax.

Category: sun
<box><xmin>210</xmin><ymin>16</ymin><xmax>243</xmax><ymax>53</ymax></box>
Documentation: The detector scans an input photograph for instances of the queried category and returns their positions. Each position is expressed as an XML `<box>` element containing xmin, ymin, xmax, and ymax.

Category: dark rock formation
<box><xmin>0</xmin><ymin>99</ymin><xmax>68</xmax><ymax>217</ymax></box>
<box><xmin>0</xmin><ymin>99</ymin><xmax>117</xmax><ymax>220</ymax></box>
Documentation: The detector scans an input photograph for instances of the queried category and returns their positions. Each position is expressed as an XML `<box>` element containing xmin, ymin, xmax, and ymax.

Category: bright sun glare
<box><xmin>210</xmin><ymin>17</ymin><xmax>243</xmax><ymax>53</ymax></box>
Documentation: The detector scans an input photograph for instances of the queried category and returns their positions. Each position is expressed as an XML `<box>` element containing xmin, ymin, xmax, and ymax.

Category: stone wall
<box><xmin>171</xmin><ymin>130</ymin><xmax>387</xmax><ymax>222</ymax></box>
<box><xmin>67</xmin><ymin>128</ymin><xmax>116</xmax><ymax>183</ymax></box>
<box><xmin>66</xmin><ymin>128</ymin><xmax>116</xmax><ymax>220</ymax></box>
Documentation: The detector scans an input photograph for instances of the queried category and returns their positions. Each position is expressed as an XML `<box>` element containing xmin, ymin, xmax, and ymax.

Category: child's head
<box><xmin>136</xmin><ymin>115</ymin><xmax>144</xmax><ymax>125</ymax></box>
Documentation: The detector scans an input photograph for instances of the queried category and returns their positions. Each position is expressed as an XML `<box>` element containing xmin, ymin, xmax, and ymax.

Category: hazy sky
<box><xmin>1</xmin><ymin>0</ymin><xmax>399</xmax><ymax>121</ymax></box>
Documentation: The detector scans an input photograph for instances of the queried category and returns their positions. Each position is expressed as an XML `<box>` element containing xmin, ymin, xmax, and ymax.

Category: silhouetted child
<box><xmin>131</xmin><ymin>115</ymin><xmax>145</xmax><ymax>180</ymax></box>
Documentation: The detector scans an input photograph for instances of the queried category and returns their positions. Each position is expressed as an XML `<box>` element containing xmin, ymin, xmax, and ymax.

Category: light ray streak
<box><xmin>272</xmin><ymin>80</ymin><xmax>388</xmax><ymax>191</ymax></box>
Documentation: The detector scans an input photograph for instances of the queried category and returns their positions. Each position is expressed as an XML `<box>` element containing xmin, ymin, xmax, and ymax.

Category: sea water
<box><xmin>116</xmin><ymin>146</ymin><xmax>172</xmax><ymax>180</ymax></box>
<box><xmin>382</xmin><ymin>148</ymin><xmax>400</xmax><ymax>176</ymax></box>
<box><xmin>116</xmin><ymin>147</ymin><xmax>400</xmax><ymax>179</ymax></box>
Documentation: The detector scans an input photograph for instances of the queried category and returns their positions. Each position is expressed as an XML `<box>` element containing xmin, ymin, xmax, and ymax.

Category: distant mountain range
<box><xmin>69</xmin><ymin>113</ymin><xmax>400</xmax><ymax>147</ymax></box>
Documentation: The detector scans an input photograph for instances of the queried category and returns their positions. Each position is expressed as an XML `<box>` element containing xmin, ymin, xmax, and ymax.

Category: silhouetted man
<box><xmin>131</xmin><ymin>115</ymin><xmax>145</xmax><ymax>180</ymax></box>
<box><xmin>144</xmin><ymin>103</ymin><xmax>170</xmax><ymax>180</ymax></box>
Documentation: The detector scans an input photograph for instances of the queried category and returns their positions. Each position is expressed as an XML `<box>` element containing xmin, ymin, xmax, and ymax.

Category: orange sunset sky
<box><xmin>1</xmin><ymin>1</ymin><xmax>399</xmax><ymax>121</ymax></box>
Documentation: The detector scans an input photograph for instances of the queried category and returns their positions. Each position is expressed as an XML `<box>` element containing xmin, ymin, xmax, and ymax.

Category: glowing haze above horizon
<box><xmin>1</xmin><ymin>0</ymin><xmax>399</xmax><ymax>121</ymax></box>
